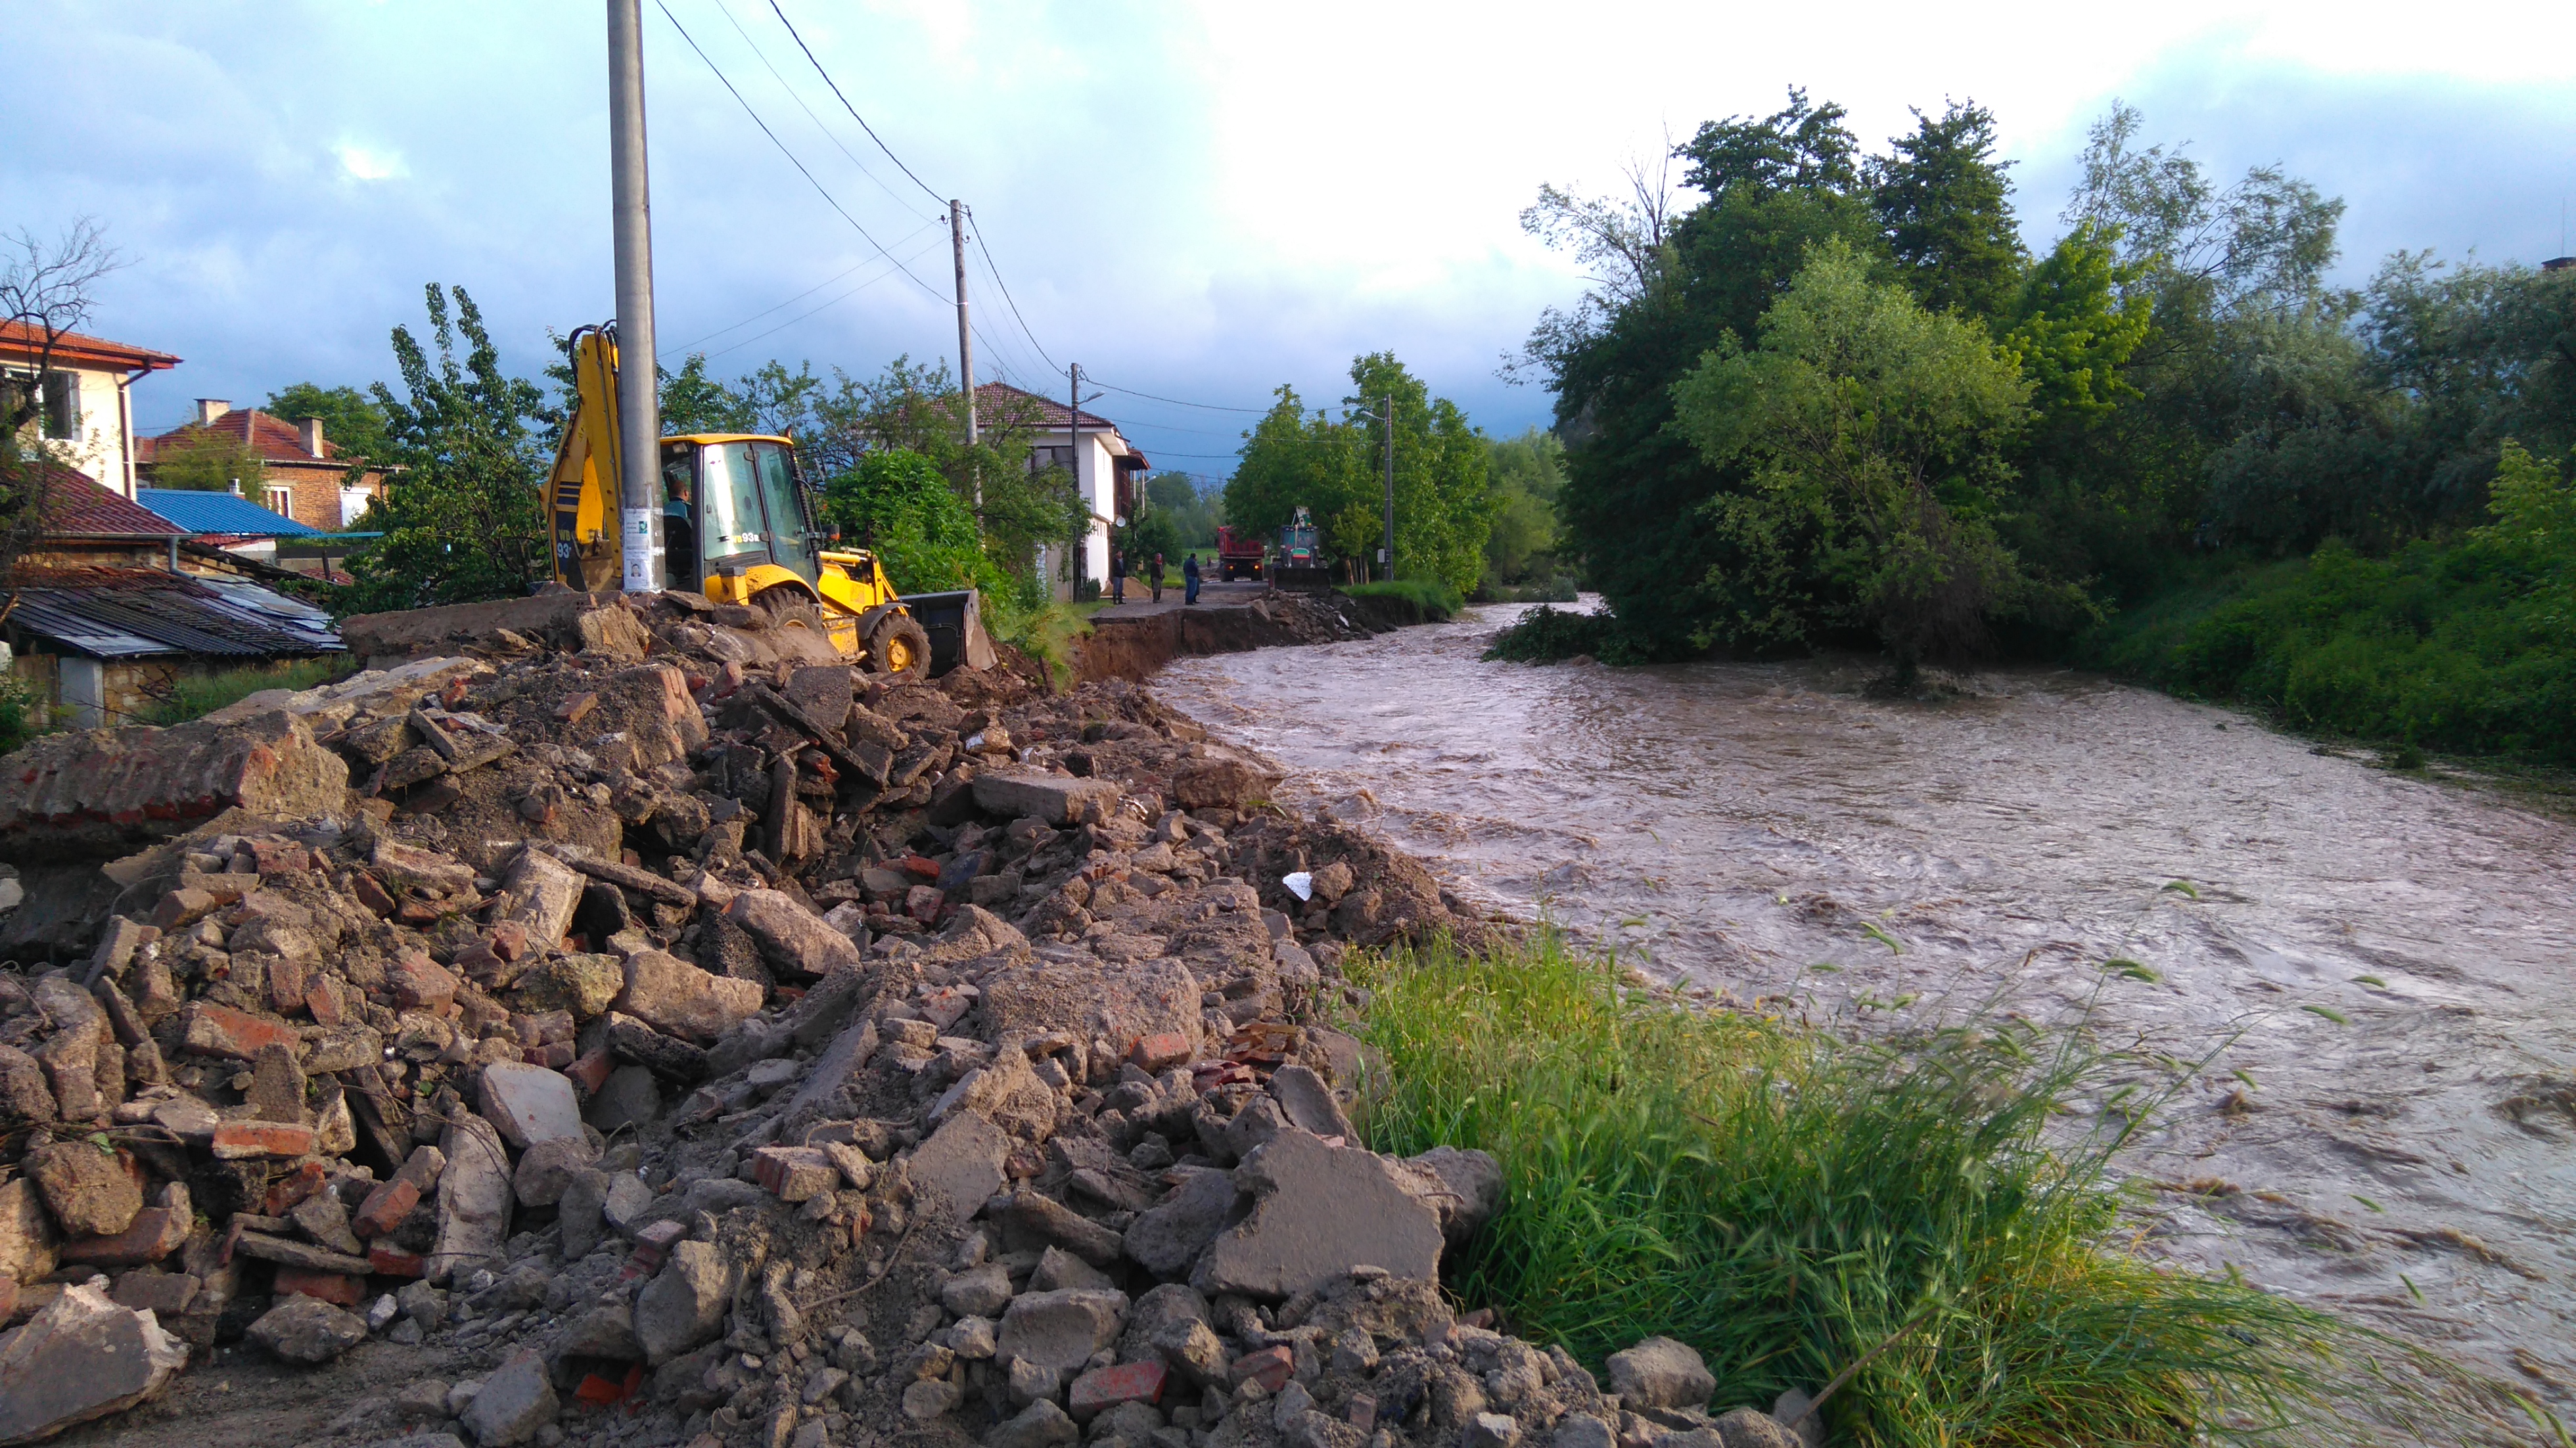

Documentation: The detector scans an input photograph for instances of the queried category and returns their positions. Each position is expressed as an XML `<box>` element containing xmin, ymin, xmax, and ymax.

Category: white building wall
<box><xmin>31</xmin><ymin>365</ymin><xmax>133</xmax><ymax>495</ymax></box>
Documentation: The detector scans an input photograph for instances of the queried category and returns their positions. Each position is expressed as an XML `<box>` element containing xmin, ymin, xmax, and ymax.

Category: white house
<box><xmin>976</xmin><ymin>382</ymin><xmax>1151</xmax><ymax>599</ymax></box>
<box><xmin>1</xmin><ymin>320</ymin><xmax>182</xmax><ymax>500</ymax></box>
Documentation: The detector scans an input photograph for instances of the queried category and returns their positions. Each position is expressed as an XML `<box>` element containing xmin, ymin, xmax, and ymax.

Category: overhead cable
<box><xmin>653</xmin><ymin>0</ymin><xmax>949</xmax><ymax>307</ymax></box>
<box><xmin>965</xmin><ymin>207</ymin><xmax>1058</xmax><ymax>371</ymax></box>
<box><xmin>710</xmin><ymin>0</ymin><xmax>934</xmax><ymax>221</ymax></box>
<box><xmin>1086</xmin><ymin>379</ymin><xmax>1269</xmax><ymax>413</ymax></box>
<box><xmin>766</xmin><ymin>0</ymin><xmax>946</xmax><ymax>206</ymax></box>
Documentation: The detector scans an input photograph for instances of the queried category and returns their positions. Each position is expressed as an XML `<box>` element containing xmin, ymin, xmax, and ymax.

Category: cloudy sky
<box><xmin>6</xmin><ymin>1</ymin><xmax>2573</xmax><ymax>477</ymax></box>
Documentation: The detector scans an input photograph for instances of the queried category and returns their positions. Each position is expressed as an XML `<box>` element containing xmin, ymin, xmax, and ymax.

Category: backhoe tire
<box><xmin>754</xmin><ymin>587</ymin><xmax>829</xmax><ymax>642</ymax></box>
<box><xmin>867</xmin><ymin>613</ymin><xmax>931</xmax><ymax>682</ymax></box>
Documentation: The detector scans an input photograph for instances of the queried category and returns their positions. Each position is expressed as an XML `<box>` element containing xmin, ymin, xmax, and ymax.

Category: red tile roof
<box><xmin>975</xmin><ymin>381</ymin><xmax>1122</xmax><ymax>434</ymax></box>
<box><xmin>138</xmin><ymin>407</ymin><xmax>355</xmax><ymax>467</ymax></box>
<box><xmin>0</xmin><ymin>319</ymin><xmax>180</xmax><ymax>373</ymax></box>
<box><xmin>28</xmin><ymin>464</ymin><xmax>189</xmax><ymax>538</ymax></box>
<box><xmin>974</xmin><ymin>382</ymin><xmax>1145</xmax><ymax>464</ymax></box>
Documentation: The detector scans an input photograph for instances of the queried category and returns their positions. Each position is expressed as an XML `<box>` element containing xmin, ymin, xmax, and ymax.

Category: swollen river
<box><xmin>1158</xmin><ymin>602</ymin><xmax>2576</xmax><ymax>1393</ymax></box>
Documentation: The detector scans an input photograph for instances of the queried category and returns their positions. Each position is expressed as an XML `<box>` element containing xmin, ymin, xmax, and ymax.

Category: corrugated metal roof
<box><xmin>136</xmin><ymin>488</ymin><xmax>322</xmax><ymax>537</ymax></box>
<box><xmin>5</xmin><ymin>568</ymin><xmax>342</xmax><ymax>660</ymax></box>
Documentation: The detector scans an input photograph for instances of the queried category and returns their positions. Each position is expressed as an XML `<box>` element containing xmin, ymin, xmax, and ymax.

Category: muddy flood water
<box><xmin>1158</xmin><ymin>601</ymin><xmax>2576</xmax><ymax>1398</ymax></box>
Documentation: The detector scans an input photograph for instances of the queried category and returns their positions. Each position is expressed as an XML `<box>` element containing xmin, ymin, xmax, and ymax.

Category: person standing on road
<box><xmin>1150</xmin><ymin>551</ymin><xmax>1165</xmax><ymax>603</ymax></box>
<box><xmin>1183</xmin><ymin>553</ymin><xmax>1201</xmax><ymax>605</ymax></box>
<box><xmin>1109</xmin><ymin>546</ymin><xmax>1127</xmax><ymax>604</ymax></box>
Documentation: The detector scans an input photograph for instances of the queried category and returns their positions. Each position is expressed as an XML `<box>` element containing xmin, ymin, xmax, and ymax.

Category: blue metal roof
<box><xmin>135</xmin><ymin>488</ymin><xmax>322</xmax><ymax>537</ymax></box>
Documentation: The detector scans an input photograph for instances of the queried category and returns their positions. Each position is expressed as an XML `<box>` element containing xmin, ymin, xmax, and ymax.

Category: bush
<box><xmin>0</xmin><ymin>672</ymin><xmax>46</xmax><ymax>756</ymax></box>
<box><xmin>821</xmin><ymin>449</ymin><xmax>1000</xmax><ymax>597</ymax></box>
<box><xmin>1481</xmin><ymin>603</ymin><xmax>1646</xmax><ymax>662</ymax></box>
<box><xmin>1342</xmin><ymin>577</ymin><xmax>1463</xmax><ymax>623</ymax></box>
<box><xmin>2079</xmin><ymin>443</ymin><xmax>2576</xmax><ymax>762</ymax></box>
<box><xmin>1346</xmin><ymin>932</ymin><xmax>2508</xmax><ymax>1447</ymax></box>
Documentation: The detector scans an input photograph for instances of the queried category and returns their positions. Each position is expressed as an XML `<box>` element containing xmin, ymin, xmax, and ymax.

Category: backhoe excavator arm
<box><xmin>547</xmin><ymin>325</ymin><xmax>625</xmax><ymax>592</ymax></box>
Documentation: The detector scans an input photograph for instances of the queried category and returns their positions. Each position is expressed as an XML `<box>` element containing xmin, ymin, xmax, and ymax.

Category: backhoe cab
<box><xmin>547</xmin><ymin>325</ymin><xmax>929</xmax><ymax>679</ymax></box>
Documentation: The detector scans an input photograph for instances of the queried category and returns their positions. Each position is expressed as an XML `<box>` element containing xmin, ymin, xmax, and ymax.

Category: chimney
<box><xmin>298</xmin><ymin>416</ymin><xmax>325</xmax><ymax>456</ymax></box>
<box><xmin>195</xmin><ymin>399</ymin><xmax>231</xmax><ymax>426</ymax></box>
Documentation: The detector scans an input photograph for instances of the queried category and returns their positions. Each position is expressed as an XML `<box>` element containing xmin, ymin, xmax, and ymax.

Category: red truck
<box><xmin>1214</xmin><ymin>524</ymin><xmax>1265</xmax><ymax>581</ymax></box>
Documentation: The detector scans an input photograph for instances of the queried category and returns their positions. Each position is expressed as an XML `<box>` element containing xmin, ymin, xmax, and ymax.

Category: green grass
<box><xmin>1345</xmin><ymin>932</ymin><xmax>2518</xmax><ymax>1447</ymax></box>
<box><xmin>984</xmin><ymin>595</ymin><xmax>1088</xmax><ymax>690</ymax></box>
<box><xmin>143</xmin><ymin>656</ymin><xmax>356</xmax><ymax>727</ymax></box>
<box><xmin>1343</xmin><ymin>577</ymin><xmax>1465</xmax><ymax>622</ymax></box>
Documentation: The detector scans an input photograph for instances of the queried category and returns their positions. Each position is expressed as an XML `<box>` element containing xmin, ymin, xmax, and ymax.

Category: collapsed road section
<box><xmin>0</xmin><ymin>589</ymin><xmax>1818</xmax><ymax>1448</ymax></box>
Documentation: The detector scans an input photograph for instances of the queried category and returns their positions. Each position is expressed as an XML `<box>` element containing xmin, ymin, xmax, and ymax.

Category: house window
<box><xmin>265</xmin><ymin>486</ymin><xmax>296</xmax><ymax>518</ymax></box>
<box><xmin>40</xmin><ymin>373</ymin><xmax>78</xmax><ymax>440</ymax></box>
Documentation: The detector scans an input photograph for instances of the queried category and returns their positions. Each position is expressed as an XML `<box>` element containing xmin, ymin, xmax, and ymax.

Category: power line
<box><xmin>653</xmin><ymin>0</ymin><xmax>949</xmax><ymax>308</ymax></box>
<box><xmin>710</xmin><ymin>0</ymin><xmax>934</xmax><ymax>222</ymax></box>
<box><xmin>662</xmin><ymin>218</ymin><xmax>941</xmax><ymax>355</ymax></box>
<box><xmin>965</xmin><ymin>206</ymin><xmax>1057</xmax><ymax>371</ymax></box>
<box><xmin>766</xmin><ymin>0</ymin><xmax>946</xmax><ymax>206</ymax></box>
<box><xmin>1086</xmin><ymin>378</ymin><xmax>1270</xmax><ymax>413</ymax></box>
<box><xmin>699</xmin><ymin>231</ymin><xmax>949</xmax><ymax>361</ymax></box>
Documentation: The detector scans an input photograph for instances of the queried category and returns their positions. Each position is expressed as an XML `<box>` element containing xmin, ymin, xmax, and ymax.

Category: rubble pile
<box><xmin>0</xmin><ymin>593</ymin><xmax>1813</xmax><ymax>1448</ymax></box>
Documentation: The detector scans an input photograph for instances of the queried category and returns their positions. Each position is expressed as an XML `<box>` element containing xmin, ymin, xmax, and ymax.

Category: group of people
<box><xmin>1107</xmin><ymin>547</ymin><xmax>1201</xmax><ymax>606</ymax></box>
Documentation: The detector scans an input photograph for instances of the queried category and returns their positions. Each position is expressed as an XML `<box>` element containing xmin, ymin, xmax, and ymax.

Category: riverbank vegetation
<box><xmin>1494</xmin><ymin>92</ymin><xmax>2576</xmax><ymax>758</ymax></box>
<box><xmin>1341</xmin><ymin>577</ymin><xmax>1464</xmax><ymax>623</ymax></box>
<box><xmin>1348</xmin><ymin>930</ymin><xmax>2521</xmax><ymax>1447</ymax></box>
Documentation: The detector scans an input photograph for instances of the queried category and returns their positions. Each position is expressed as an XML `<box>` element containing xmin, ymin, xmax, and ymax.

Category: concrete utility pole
<box><xmin>607</xmin><ymin>0</ymin><xmax>662</xmax><ymax>593</ymax></box>
<box><xmin>952</xmin><ymin>202</ymin><xmax>978</xmax><ymax>447</ymax></box>
<box><xmin>1068</xmin><ymin>361</ymin><xmax>1084</xmax><ymax>598</ymax></box>
<box><xmin>1380</xmin><ymin>392</ymin><xmax>1395</xmax><ymax>582</ymax></box>
<box><xmin>952</xmin><ymin>200</ymin><xmax>980</xmax><ymax>512</ymax></box>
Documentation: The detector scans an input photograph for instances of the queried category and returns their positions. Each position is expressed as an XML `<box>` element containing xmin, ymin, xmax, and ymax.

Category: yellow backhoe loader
<box><xmin>545</xmin><ymin>323</ymin><xmax>931</xmax><ymax>679</ymax></box>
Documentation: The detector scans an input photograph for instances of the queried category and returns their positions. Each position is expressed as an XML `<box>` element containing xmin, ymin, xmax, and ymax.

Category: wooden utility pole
<box><xmin>607</xmin><ymin>0</ymin><xmax>662</xmax><ymax>594</ymax></box>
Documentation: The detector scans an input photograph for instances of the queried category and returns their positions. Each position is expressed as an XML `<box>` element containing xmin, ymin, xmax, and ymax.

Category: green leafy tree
<box><xmin>1484</xmin><ymin>428</ymin><xmax>1565</xmax><ymax>585</ymax></box>
<box><xmin>1670</xmin><ymin>240</ymin><xmax>2058</xmax><ymax>667</ymax></box>
<box><xmin>2003</xmin><ymin>223</ymin><xmax>2151</xmax><ymax>423</ymax></box>
<box><xmin>148</xmin><ymin>431</ymin><xmax>267</xmax><ymax>493</ymax></box>
<box><xmin>1141</xmin><ymin>471</ymin><xmax>1219</xmax><ymax>548</ymax></box>
<box><xmin>1870</xmin><ymin>101</ymin><xmax>2027</xmax><ymax>323</ymax></box>
<box><xmin>265</xmin><ymin>382</ymin><xmax>392</xmax><ymax>462</ymax></box>
<box><xmin>343</xmin><ymin>284</ymin><xmax>550</xmax><ymax>612</ymax></box>
<box><xmin>1226</xmin><ymin>356</ymin><xmax>1494</xmax><ymax>594</ymax></box>
<box><xmin>819</xmin><ymin>448</ymin><xmax>1001</xmax><ymax>595</ymax></box>
<box><xmin>1540</xmin><ymin>89</ymin><xmax>1887</xmax><ymax>654</ymax></box>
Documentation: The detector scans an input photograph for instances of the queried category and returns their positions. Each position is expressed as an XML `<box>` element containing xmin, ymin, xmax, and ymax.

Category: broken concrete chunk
<box><xmin>1266</xmin><ymin>1063</ymin><xmax>1353</xmax><ymax>1141</ymax></box>
<box><xmin>999</xmin><ymin>1189</ymin><xmax>1124</xmax><ymax>1268</ymax></box>
<box><xmin>610</xmin><ymin>951</ymin><xmax>763</xmax><ymax>1043</ymax></box>
<box><xmin>1605</xmin><ymin>1336</ymin><xmax>1715</xmax><ymax>1412</ymax></box>
<box><xmin>1394</xmin><ymin>1144</ymin><xmax>1505</xmax><ymax>1247</ymax></box>
<box><xmin>727</xmin><ymin>888</ymin><xmax>864</xmax><ymax>979</ymax></box>
<box><xmin>995</xmin><ymin>1288</ymin><xmax>1130</xmax><ymax>1373</ymax></box>
<box><xmin>476</xmin><ymin>1060</ymin><xmax>584</xmax><ymax>1149</ymax></box>
<box><xmin>511</xmin><ymin>1135</ymin><xmax>601</xmax><ymax>1209</ymax></box>
<box><xmin>27</xmin><ymin>1141</ymin><xmax>143</xmax><ymax>1240</ymax></box>
<box><xmin>1191</xmin><ymin>1129</ymin><xmax>1442</xmax><ymax>1300</ymax></box>
<box><xmin>1122</xmin><ymin>1166</ymin><xmax>1239</xmax><ymax>1279</ymax></box>
<box><xmin>904</xmin><ymin>1110</ymin><xmax>1009</xmax><ymax>1220</ymax></box>
<box><xmin>496</xmin><ymin>848</ymin><xmax>583</xmax><ymax>951</ymax></box>
<box><xmin>0</xmin><ymin>1177</ymin><xmax>59</xmax><ymax>1282</ymax></box>
<box><xmin>249</xmin><ymin>1294</ymin><xmax>367</xmax><ymax>1365</ymax></box>
<box><xmin>461</xmin><ymin>1347</ymin><xmax>559</xmax><ymax>1447</ymax></box>
<box><xmin>427</xmin><ymin>1111</ymin><xmax>511</xmax><ymax>1284</ymax></box>
<box><xmin>0</xmin><ymin>1282</ymin><xmax>189</xmax><ymax>1441</ymax></box>
<box><xmin>970</xmin><ymin>771</ymin><xmax>1120</xmax><ymax>827</ymax></box>
<box><xmin>633</xmin><ymin>1238</ymin><xmax>731</xmax><ymax>1364</ymax></box>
